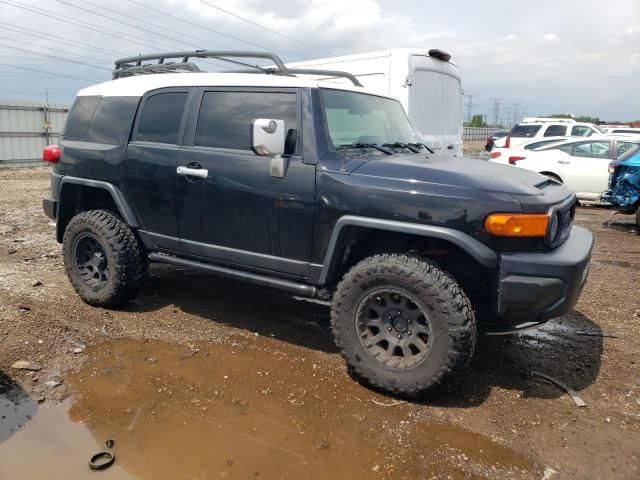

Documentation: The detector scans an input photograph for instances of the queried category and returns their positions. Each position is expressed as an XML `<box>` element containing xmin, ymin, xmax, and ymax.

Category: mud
<box><xmin>0</xmin><ymin>338</ymin><xmax>534</xmax><ymax>479</ymax></box>
<box><xmin>1</xmin><ymin>167</ymin><xmax>640</xmax><ymax>479</ymax></box>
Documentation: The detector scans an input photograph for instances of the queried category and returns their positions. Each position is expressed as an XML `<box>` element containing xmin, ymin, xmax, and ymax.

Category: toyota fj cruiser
<box><xmin>43</xmin><ymin>51</ymin><xmax>593</xmax><ymax>396</ymax></box>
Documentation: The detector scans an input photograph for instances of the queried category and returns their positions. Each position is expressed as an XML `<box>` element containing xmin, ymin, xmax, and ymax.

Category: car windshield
<box><xmin>320</xmin><ymin>88</ymin><xmax>418</xmax><ymax>149</ymax></box>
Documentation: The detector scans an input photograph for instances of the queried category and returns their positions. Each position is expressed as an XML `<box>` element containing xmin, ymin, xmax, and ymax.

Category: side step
<box><xmin>149</xmin><ymin>253</ymin><xmax>318</xmax><ymax>297</ymax></box>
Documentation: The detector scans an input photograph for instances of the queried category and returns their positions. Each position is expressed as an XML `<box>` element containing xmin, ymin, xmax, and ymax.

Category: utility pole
<box><xmin>464</xmin><ymin>94</ymin><xmax>476</xmax><ymax>124</ymax></box>
<box><xmin>43</xmin><ymin>88</ymin><xmax>51</xmax><ymax>147</ymax></box>
<box><xmin>503</xmin><ymin>106</ymin><xmax>514</xmax><ymax>129</ymax></box>
<box><xmin>511</xmin><ymin>103</ymin><xmax>522</xmax><ymax>127</ymax></box>
<box><xmin>490</xmin><ymin>97</ymin><xmax>504</xmax><ymax>127</ymax></box>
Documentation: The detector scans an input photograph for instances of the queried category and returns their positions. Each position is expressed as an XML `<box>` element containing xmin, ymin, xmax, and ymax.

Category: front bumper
<box><xmin>496</xmin><ymin>226</ymin><xmax>593</xmax><ymax>323</ymax></box>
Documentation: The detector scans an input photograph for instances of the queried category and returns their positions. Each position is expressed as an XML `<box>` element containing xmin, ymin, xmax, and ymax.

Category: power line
<box><xmin>0</xmin><ymin>21</ymin><xmax>128</xmax><ymax>58</ymax></box>
<box><xmin>0</xmin><ymin>34</ymin><xmax>112</xmax><ymax>65</ymax></box>
<box><xmin>0</xmin><ymin>1</ymin><xmax>189</xmax><ymax>57</ymax></box>
<box><xmin>0</xmin><ymin>42</ymin><xmax>111</xmax><ymax>71</ymax></box>
<box><xmin>0</xmin><ymin>62</ymin><xmax>99</xmax><ymax>82</ymax></box>
<box><xmin>124</xmin><ymin>0</ymin><xmax>302</xmax><ymax>61</ymax></box>
<box><xmin>51</xmin><ymin>0</ymin><xmax>231</xmax><ymax>70</ymax></box>
<box><xmin>196</xmin><ymin>0</ymin><xmax>334</xmax><ymax>56</ymax></box>
<box><xmin>54</xmin><ymin>0</ymin><xmax>219</xmax><ymax>50</ymax></box>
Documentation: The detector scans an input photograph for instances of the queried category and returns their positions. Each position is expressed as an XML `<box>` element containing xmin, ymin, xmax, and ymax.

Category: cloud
<box><xmin>539</xmin><ymin>33</ymin><xmax>559</xmax><ymax>42</ymax></box>
<box><xmin>0</xmin><ymin>0</ymin><xmax>638</xmax><ymax>120</ymax></box>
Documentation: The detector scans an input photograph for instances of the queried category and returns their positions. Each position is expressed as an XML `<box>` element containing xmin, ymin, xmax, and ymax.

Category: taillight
<box><xmin>43</xmin><ymin>144</ymin><xmax>61</xmax><ymax>164</ymax></box>
<box><xmin>490</xmin><ymin>152</ymin><xmax>501</xmax><ymax>159</ymax></box>
<box><xmin>505</xmin><ymin>136</ymin><xmax>511</xmax><ymax>148</ymax></box>
<box><xmin>508</xmin><ymin>156</ymin><xmax>526</xmax><ymax>165</ymax></box>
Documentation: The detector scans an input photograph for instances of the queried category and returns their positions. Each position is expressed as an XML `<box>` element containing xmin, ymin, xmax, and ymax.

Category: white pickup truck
<box><xmin>286</xmin><ymin>48</ymin><xmax>463</xmax><ymax>156</ymax></box>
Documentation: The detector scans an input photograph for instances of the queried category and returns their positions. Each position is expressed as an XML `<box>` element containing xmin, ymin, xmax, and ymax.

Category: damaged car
<box><xmin>603</xmin><ymin>141</ymin><xmax>640</xmax><ymax>227</ymax></box>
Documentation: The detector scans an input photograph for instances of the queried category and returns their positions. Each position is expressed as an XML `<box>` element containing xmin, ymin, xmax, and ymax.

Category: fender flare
<box><xmin>318</xmin><ymin>215</ymin><xmax>498</xmax><ymax>284</ymax></box>
<box><xmin>57</xmin><ymin>176</ymin><xmax>139</xmax><ymax>239</ymax></box>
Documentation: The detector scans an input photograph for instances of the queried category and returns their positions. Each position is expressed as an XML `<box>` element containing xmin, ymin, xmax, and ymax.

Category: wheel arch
<box><xmin>56</xmin><ymin>177</ymin><xmax>139</xmax><ymax>242</ymax></box>
<box><xmin>318</xmin><ymin>216</ymin><xmax>497</xmax><ymax>286</ymax></box>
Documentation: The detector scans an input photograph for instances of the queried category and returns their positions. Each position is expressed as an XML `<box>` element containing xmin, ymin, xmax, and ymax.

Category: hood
<box><xmin>350</xmin><ymin>153</ymin><xmax>549</xmax><ymax>196</ymax></box>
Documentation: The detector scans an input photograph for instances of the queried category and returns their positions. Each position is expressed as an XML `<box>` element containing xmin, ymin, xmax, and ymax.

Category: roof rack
<box><xmin>522</xmin><ymin>117</ymin><xmax>577</xmax><ymax>124</ymax></box>
<box><xmin>112</xmin><ymin>50</ymin><xmax>363</xmax><ymax>87</ymax></box>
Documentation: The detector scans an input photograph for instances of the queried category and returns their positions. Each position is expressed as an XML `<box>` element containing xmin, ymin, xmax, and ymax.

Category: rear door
<box><xmin>559</xmin><ymin>140</ymin><xmax>612</xmax><ymax>199</ymax></box>
<box><xmin>175</xmin><ymin>87</ymin><xmax>314</xmax><ymax>277</ymax></box>
<box><xmin>125</xmin><ymin>88</ymin><xmax>192</xmax><ymax>251</ymax></box>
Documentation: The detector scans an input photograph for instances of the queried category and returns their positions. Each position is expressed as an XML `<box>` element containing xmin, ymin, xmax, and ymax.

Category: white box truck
<box><xmin>286</xmin><ymin>48</ymin><xmax>463</xmax><ymax>156</ymax></box>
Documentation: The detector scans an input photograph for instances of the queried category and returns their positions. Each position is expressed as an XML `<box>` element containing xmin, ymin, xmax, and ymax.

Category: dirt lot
<box><xmin>0</xmin><ymin>166</ymin><xmax>639</xmax><ymax>479</ymax></box>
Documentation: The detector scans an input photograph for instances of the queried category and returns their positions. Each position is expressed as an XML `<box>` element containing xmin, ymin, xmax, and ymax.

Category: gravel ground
<box><xmin>0</xmin><ymin>166</ymin><xmax>639</xmax><ymax>479</ymax></box>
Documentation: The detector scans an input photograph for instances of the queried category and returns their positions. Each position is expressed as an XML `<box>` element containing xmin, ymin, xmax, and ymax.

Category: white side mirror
<box><xmin>251</xmin><ymin>119</ymin><xmax>285</xmax><ymax>156</ymax></box>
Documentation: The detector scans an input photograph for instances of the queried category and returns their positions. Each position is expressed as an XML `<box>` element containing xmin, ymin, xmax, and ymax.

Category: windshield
<box><xmin>320</xmin><ymin>88</ymin><xmax>417</xmax><ymax>148</ymax></box>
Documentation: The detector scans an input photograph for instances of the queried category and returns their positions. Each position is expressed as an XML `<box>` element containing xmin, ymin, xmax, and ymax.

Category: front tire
<box><xmin>331</xmin><ymin>254</ymin><xmax>477</xmax><ymax>397</ymax></box>
<box><xmin>63</xmin><ymin>210</ymin><xmax>147</xmax><ymax>308</ymax></box>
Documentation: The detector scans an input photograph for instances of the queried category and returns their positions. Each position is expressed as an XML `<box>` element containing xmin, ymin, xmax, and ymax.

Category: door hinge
<box><xmin>404</xmin><ymin>75</ymin><xmax>413</xmax><ymax>87</ymax></box>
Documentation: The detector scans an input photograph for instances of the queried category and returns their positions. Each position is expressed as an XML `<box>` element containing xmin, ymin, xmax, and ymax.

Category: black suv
<box><xmin>43</xmin><ymin>51</ymin><xmax>593</xmax><ymax>396</ymax></box>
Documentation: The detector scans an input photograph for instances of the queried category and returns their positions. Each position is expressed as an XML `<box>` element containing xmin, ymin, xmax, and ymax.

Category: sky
<box><xmin>0</xmin><ymin>0</ymin><xmax>638</xmax><ymax>122</ymax></box>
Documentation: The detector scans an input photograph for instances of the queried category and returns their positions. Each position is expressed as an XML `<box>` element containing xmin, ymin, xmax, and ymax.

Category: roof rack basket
<box><xmin>112</xmin><ymin>50</ymin><xmax>363</xmax><ymax>87</ymax></box>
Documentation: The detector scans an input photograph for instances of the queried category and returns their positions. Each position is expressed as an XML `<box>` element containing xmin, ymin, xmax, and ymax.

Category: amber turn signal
<box><xmin>484</xmin><ymin>213</ymin><xmax>549</xmax><ymax>237</ymax></box>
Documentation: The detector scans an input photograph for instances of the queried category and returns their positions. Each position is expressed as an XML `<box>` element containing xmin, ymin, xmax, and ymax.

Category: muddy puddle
<box><xmin>1</xmin><ymin>338</ymin><xmax>536</xmax><ymax>479</ymax></box>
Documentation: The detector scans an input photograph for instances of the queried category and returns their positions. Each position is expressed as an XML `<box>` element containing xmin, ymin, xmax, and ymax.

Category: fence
<box><xmin>463</xmin><ymin>127</ymin><xmax>495</xmax><ymax>141</ymax></box>
<box><xmin>0</xmin><ymin>99</ymin><xmax>70</xmax><ymax>168</ymax></box>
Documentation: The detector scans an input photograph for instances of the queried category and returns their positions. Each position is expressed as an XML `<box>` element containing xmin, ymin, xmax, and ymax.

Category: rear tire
<box><xmin>63</xmin><ymin>210</ymin><xmax>147</xmax><ymax>308</ymax></box>
<box><xmin>331</xmin><ymin>254</ymin><xmax>477</xmax><ymax>397</ymax></box>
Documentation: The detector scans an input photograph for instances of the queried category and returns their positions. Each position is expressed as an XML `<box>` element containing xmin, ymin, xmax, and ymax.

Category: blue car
<box><xmin>603</xmin><ymin>141</ymin><xmax>640</xmax><ymax>227</ymax></box>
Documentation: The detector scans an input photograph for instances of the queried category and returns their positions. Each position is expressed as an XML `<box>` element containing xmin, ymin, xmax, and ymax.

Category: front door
<box><xmin>176</xmin><ymin>87</ymin><xmax>314</xmax><ymax>277</ymax></box>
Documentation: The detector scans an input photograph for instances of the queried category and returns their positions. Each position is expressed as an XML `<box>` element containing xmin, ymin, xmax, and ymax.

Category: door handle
<box><xmin>177</xmin><ymin>166</ymin><xmax>208</xmax><ymax>179</ymax></box>
<box><xmin>557</xmin><ymin>160</ymin><xmax>570</xmax><ymax>164</ymax></box>
<box><xmin>447</xmin><ymin>145</ymin><xmax>454</xmax><ymax>150</ymax></box>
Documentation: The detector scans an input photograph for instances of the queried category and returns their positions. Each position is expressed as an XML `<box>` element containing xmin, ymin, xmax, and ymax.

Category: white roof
<box><xmin>285</xmin><ymin>48</ymin><xmax>456</xmax><ymax>67</ymax></box>
<box><xmin>78</xmin><ymin>72</ymin><xmax>374</xmax><ymax>97</ymax></box>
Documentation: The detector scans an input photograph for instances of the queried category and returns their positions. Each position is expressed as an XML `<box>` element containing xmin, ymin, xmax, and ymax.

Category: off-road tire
<box><xmin>63</xmin><ymin>210</ymin><xmax>147</xmax><ymax>308</ymax></box>
<box><xmin>331</xmin><ymin>254</ymin><xmax>477</xmax><ymax>397</ymax></box>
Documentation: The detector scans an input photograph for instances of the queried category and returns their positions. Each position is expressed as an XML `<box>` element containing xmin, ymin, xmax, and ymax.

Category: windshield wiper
<box><xmin>382</xmin><ymin>142</ymin><xmax>420</xmax><ymax>153</ymax></box>
<box><xmin>336</xmin><ymin>143</ymin><xmax>394</xmax><ymax>155</ymax></box>
<box><xmin>408</xmin><ymin>142</ymin><xmax>435</xmax><ymax>154</ymax></box>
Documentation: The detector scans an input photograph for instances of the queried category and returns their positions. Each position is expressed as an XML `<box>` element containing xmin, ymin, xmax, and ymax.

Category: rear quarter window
<box><xmin>524</xmin><ymin>139</ymin><xmax>564</xmax><ymax>150</ymax></box>
<box><xmin>136</xmin><ymin>92</ymin><xmax>188</xmax><ymax>144</ymax></box>
<box><xmin>543</xmin><ymin>125</ymin><xmax>568</xmax><ymax>137</ymax></box>
<box><xmin>64</xmin><ymin>96</ymin><xmax>101</xmax><ymax>138</ymax></box>
<box><xmin>510</xmin><ymin>125</ymin><xmax>541</xmax><ymax>137</ymax></box>
<box><xmin>86</xmin><ymin>97</ymin><xmax>140</xmax><ymax>144</ymax></box>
